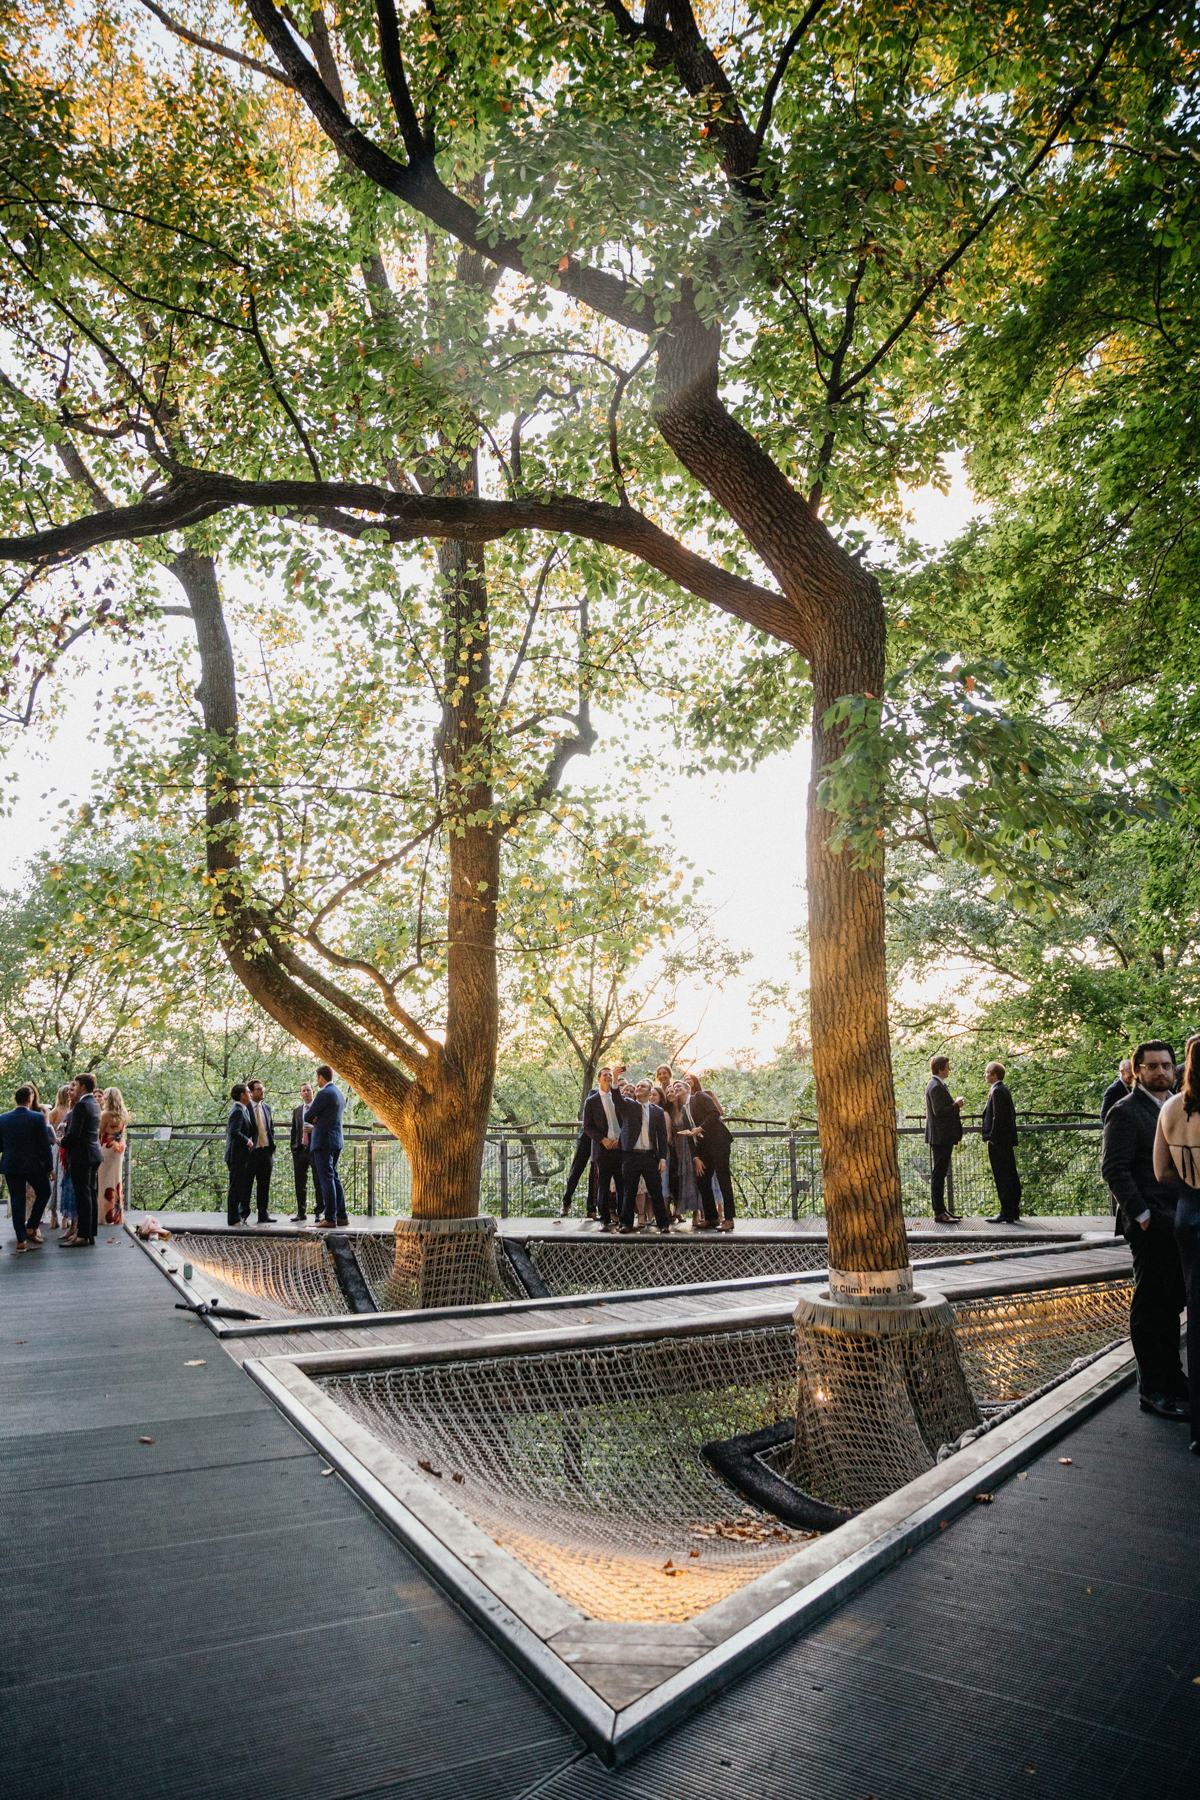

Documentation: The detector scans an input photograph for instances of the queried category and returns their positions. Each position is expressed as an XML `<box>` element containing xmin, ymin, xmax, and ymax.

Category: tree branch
<box><xmin>244</xmin><ymin>0</ymin><xmax>647</xmax><ymax>335</ymax></box>
<box><xmin>751</xmin><ymin>3</ymin><xmax>826</xmax><ymax>153</ymax></box>
<box><xmin>134</xmin><ymin>0</ymin><xmax>295</xmax><ymax>86</ymax></box>
<box><xmin>0</xmin><ymin>470</ymin><xmax>804</xmax><ymax>649</ymax></box>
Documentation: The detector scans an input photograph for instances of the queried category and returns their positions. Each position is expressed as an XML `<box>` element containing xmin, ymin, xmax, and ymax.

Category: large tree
<box><xmin>0</xmin><ymin>1</ymin><xmax>1190</xmax><ymax>1279</ymax></box>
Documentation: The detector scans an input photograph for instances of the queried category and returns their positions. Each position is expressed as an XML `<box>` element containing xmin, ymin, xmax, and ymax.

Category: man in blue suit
<box><xmin>1</xmin><ymin>1084</ymin><xmax>56</xmax><ymax>1252</ymax></box>
<box><xmin>613</xmin><ymin>1079</ymin><xmax>670</xmax><ymax>1234</ymax></box>
<box><xmin>304</xmin><ymin>1064</ymin><xmax>347</xmax><ymax>1227</ymax></box>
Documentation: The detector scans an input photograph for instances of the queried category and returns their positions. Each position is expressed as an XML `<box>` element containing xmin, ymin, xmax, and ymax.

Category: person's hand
<box><xmin>954</xmin><ymin>1096</ymin><xmax>965</xmax><ymax>1108</ymax></box>
<box><xmin>659</xmin><ymin>1159</ymin><xmax>666</xmax><ymax>1173</ymax></box>
<box><xmin>694</xmin><ymin>1157</ymin><xmax>706</xmax><ymax>1175</ymax></box>
<box><xmin>1140</xmin><ymin>1216</ymin><xmax>1151</xmax><ymax>1230</ymax></box>
<box><xmin>603</xmin><ymin>1136</ymin><xmax>618</xmax><ymax>1150</ymax></box>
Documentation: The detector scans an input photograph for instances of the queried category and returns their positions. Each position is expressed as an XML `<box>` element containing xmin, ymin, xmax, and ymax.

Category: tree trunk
<box><xmin>806</xmin><ymin>618</ymin><xmax>908</xmax><ymax>1280</ymax></box>
<box><xmin>653</xmin><ymin>303</ymin><xmax>910</xmax><ymax>1291</ymax></box>
<box><xmin>406</xmin><ymin>525</ymin><xmax>500</xmax><ymax>1218</ymax></box>
<box><xmin>171</xmin><ymin>539</ymin><xmax>500</xmax><ymax>1222</ymax></box>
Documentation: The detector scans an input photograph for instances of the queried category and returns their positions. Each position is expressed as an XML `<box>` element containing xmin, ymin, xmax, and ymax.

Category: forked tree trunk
<box><xmin>174</xmin><ymin>538</ymin><xmax>499</xmax><ymax>1221</ymax></box>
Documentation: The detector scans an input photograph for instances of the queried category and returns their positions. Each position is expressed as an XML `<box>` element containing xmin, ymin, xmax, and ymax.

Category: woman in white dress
<box><xmin>97</xmin><ymin>1087</ymin><xmax>130</xmax><ymax>1228</ymax></box>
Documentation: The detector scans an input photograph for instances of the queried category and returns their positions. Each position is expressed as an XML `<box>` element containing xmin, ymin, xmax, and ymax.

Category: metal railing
<box><xmin>124</xmin><ymin>1119</ymin><xmax>1109</xmax><ymax>1220</ymax></box>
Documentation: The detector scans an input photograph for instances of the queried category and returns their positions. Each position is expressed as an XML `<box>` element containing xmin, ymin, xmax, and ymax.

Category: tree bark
<box><xmin>652</xmin><ymin>302</ymin><xmax>909</xmax><ymax>1281</ymax></box>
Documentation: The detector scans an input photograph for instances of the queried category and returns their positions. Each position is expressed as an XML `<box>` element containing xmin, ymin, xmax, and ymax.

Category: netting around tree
<box><xmin>525</xmin><ymin>1233</ymin><xmax>1038</xmax><ymax>1297</ymax></box>
<box><xmin>320</xmin><ymin>1327</ymin><xmax>805</xmax><ymax>1622</ymax></box>
<box><xmin>353</xmin><ymin>1223</ymin><xmax>526</xmax><ymax>1309</ymax></box>
<box><xmin>952</xmin><ymin>1278</ymin><xmax>1133</xmax><ymax>1403</ymax></box>
<box><xmin>786</xmin><ymin>1292</ymin><xmax>982</xmax><ymax>1512</ymax></box>
<box><xmin>167</xmin><ymin>1232</ymin><xmax>347</xmax><ymax>1319</ymax></box>
<box><xmin>368</xmin><ymin>1216</ymin><xmax>518</xmax><ymax>1311</ymax></box>
<box><xmin>313</xmin><ymin>1270</ymin><xmax>1135</xmax><ymax>1622</ymax></box>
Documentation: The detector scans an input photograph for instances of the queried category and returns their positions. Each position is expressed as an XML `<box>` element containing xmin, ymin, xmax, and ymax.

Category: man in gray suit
<box><xmin>924</xmin><ymin>1054</ymin><xmax>964</xmax><ymax>1225</ymax></box>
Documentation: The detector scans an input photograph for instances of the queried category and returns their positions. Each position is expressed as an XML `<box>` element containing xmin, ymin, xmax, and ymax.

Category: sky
<box><xmin>8</xmin><ymin>461</ymin><xmax>982</xmax><ymax>1069</ymax></box>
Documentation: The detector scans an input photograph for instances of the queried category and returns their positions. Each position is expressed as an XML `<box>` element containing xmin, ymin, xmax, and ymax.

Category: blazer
<box><xmin>583</xmin><ymin>1088</ymin><xmax>622</xmax><ymax>1156</ymax></box>
<box><xmin>247</xmin><ymin>1099</ymin><xmax>275</xmax><ymax>1154</ymax></box>
<box><xmin>613</xmin><ymin>1091</ymin><xmax>669</xmax><ymax>1161</ymax></box>
<box><xmin>304</xmin><ymin>1081</ymin><xmax>345</xmax><ymax>1154</ymax></box>
<box><xmin>0</xmin><ymin>1106</ymin><xmax>56</xmax><ymax>1178</ymax></box>
<box><xmin>62</xmin><ymin>1093</ymin><xmax>103</xmax><ymax>1166</ymax></box>
<box><xmin>1101</xmin><ymin>1087</ymin><xmax>1178</xmax><ymax>1235</ymax></box>
<box><xmin>924</xmin><ymin>1077</ymin><xmax>963</xmax><ymax>1147</ymax></box>
<box><xmin>224</xmin><ymin>1102</ymin><xmax>255</xmax><ymax>1168</ymax></box>
<box><xmin>687</xmin><ymin>1091</ymin><xmax>732</xmax><ymax>1160</ymax></box>
<box><xmin>1100</xmin><ymin>1077</ymin><xmax>1133</xmax><ymax>1123</ymax></box>
<box><xmin>290</xmin><ymin>1103</ymin><xmax>310</xmax><ymax>1155</ymax></box>
<box><xmin>981</xmin><ymin>1081</ymin><xmax>1017</xmax><ymax>1147</ymax></box>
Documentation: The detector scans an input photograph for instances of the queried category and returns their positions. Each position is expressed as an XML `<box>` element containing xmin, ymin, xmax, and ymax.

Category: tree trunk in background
<box><xmin>174</xmin><ymin>538</ymin><xmax>500</xmax><ymax>1221</ymax></box>
<box><xmin>404</xmin><ymin>527</ymin><xmax>500</xmax><ymax>1218</ymax></box>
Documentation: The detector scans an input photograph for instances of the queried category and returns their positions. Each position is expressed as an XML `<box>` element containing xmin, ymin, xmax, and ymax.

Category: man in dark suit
<box><xmin>305</xmin><ymin>1064</ymin><xmax>347</xmax><ymax>1226</ymax></box>
<box><xmin>290</xmin><ymin>1081</ymin><xmax>315</xmax><ymax>1221</ymax></box>
<box><xmin>1102</xmin><ymin>1039</ymin><xmax>1188</xmax><ymax>1421</ymax></box>
<box><xmin>0</xmin><ymin>1084</ymin><xmax>56</xmax><ymax>1251</ymax></box>
<box><xmin>924</xmin><ymin>1054</ymin><xmax>964</xmax><ymax>1224</ymax></box>
<box><xmin>688</xmin><ymin>1085</ymin><xmax>735</xmax><ymax>1230</ymax></box>
<box><xmin>981</xmin><ymin>1061</ymin><xmax>1022</xmax><ymax>1223</ymax></box>
<box><xmin>61</xmin><ymin>1072</ymin><xmax>103</xmax><ymax>1247</ymax></box>
<box><xmin>1101</xmin><ymin>1058</ymin><xmax>1134</xmax><ymax>1123</ymax></box>
<box><xmin>613</xmin><ymin>1080</ymin><xmax>670</xmax><ymax>1233</ymax></box>
<box><xmin>245</xmin><ymin>1079</ymin><xmax>277</xmax><ymax>1223</ymax></box>
<box><xmin>224</xmin><ymin>1082</ymin><xmax>256</xmax><ymax>1226</ymax></box>
<box><xmin>582</xmin><ymin>1067</ymin><xmax>623</xmax><ymax>1230</ymax></box>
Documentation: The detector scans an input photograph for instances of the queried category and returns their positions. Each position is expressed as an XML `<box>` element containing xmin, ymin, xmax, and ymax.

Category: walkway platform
<box><xmin>2</xmin><ymin>1216</ymin><xmax>1195</xmax><ymax>1799</ymax></box>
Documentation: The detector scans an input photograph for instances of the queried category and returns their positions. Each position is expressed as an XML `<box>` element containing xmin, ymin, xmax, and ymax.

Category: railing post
<box><xmin>367</xmin><ymin>1138</ymin><xmax>376</xmax><ymax>1216</ymax></box>
<box><xmin>124</xmin><ymin>1138</ymin><xmax>132</xmax><ymax>1212</ymax></box>
<box><xmin>499</xmin><ymin>1137</ymin><xmax>509</xmax><ymax>1219</ymax></box>
<box><xmin>788</xmin><ymin>1131</ymin><xmax>799</xmax><ymax>1220</ymax></box>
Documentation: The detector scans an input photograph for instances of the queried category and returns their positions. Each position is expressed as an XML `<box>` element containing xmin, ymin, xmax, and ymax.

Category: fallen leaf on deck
<box><xmin>139</xmin><ymin>1437</ymin><xmax>154</xmax><ymax>1444</ymax></box>
<box><xmin>418</xmin><ymin>1459</ymin><xmax>443</xmax><ymax>1478</ymax></box>
<box><xmin>183</xmin><ymin>1359</ymin><xmax>205</xmax><ymax>1366</ymax></box>
<box><xmin>1058</xmin><ymin>1457</ymin><xmax>1073</xmax><ymax>1465</ymax></box>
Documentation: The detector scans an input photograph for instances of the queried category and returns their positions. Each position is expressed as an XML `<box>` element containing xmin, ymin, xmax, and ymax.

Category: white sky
<box><xmin>7</xmin><ymin>460</ymin><xmax>982</xmax><ymax>1067</ymax></box>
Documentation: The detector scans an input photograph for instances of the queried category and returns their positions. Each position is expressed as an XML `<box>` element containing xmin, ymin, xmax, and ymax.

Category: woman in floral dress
<box><xmin>97</xmin><ymin>1088</ymin><xmax>130</xmax><ymax>1228</ymax></box>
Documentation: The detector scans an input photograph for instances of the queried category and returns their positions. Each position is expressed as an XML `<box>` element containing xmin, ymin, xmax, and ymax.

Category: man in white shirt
<box><xmin>245</xmin><ymin>1079</ymin><xmax>277</xmax><ymax>1225</ymax></box>
<box><xmin>613</xmin><ymin>1079</ymin><xmax>670</xmax><ymax>1234</ymax></box>
<box><xmin>1101</xmin><ymin>1041</ymin><xmax>1187</xmax><ymax>1421</ymax></box>
<box><xmin>582</xmin><ymin>1067</ymin><xmax>623</xmax><ymax>1230</ymax></box>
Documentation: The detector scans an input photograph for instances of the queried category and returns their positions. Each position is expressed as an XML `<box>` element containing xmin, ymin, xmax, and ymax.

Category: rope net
<box><xmin>314</xmin><ymin>1272</ymin><xmax>1134</xmax><ymax>1622</ymax></box>
<box><xmin>320</xmin><ymin>1327</ymin><xmax>805</xmax><ymax>1622</ymax></box>
<box><xmin>786</xmin><ymin>1293</ymin><xmax>981</xmax><ymax>1512</ymax></box>
<box><xmin>363</xmin><ymin>1217</ymin><xmax>521</xmax><ymax>1311</ymax></box>
<box><xmin>526</xmin><ymin>1233</ymin><xmax>1041</xmax><ymax>1297</ymax></box>
<box><xmin>952</xmin><ymin>1278</ymin><xmax>1133</xmax><ymax>1403</ymax></box>
<box><xmin>352</xmin><ymin>1224</ymin><xmax>525</xmax><ymax>1310</ymax></box>
<box><xmin>167</xmin><ymin>1232</ymin><xmax>347</xmax><ymax>1319</ymax></box>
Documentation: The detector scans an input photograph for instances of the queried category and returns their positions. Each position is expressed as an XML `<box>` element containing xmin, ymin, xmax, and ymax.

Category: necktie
<box><xmin>256</xmin><ymin>1104</ymin><xmax>267</xmax><ymax>1148</ymax></box>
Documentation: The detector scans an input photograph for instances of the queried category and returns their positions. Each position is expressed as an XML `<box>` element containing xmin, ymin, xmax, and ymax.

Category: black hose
<box><xmin>701</xmin><ymin>1420</ymin><xmax>855</xmax><ymax>1532</ymax></box>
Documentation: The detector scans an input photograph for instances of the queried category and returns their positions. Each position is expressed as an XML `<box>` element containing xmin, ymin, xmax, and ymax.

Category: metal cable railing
<box><xmin>123</xmin><ymin>1119</ymin><xmax>1109</xmax><ymax>1219</ymax></box>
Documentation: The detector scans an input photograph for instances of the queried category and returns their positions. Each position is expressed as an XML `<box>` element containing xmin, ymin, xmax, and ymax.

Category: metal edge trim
<box><xmin>607</xmin><ymin>1344</ymin><xmax>1137</xmax><ymax>1761</ymax></box>
<box><xmin>243</xmin><ymin>1356</ymin><xmax>616</xmax><ymax>1757</ymax></box>
<box><xmin>122</xmin><ymin>1223</ymin><xmax>235</xmax><ymax>1336</ymax></box>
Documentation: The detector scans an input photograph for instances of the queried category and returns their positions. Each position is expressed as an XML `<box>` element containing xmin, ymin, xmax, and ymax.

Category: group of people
<box><xmin>1101</xmin><ymin>1036</ymin><xmax>1200</xmax><ymax>1454</ymax></box>
<box><xmin>560</xmin><ymin>1062</ymin><xmax>735</xmax><ymax>1233</ymax></box>
<box><xmin>0</xmin><ymin>1074</ymin><xmax>130</xmax><ymax>1252</ymax></box>
<box><xmin>924</xmin><ymin>1055</ymin><xmax>1022</xmax><ymax>1225</ymax></box>
<box><xmin>223</xmin><ymin>1066</ymin><xmax>347</xmax><ymax>1228</ymax></box>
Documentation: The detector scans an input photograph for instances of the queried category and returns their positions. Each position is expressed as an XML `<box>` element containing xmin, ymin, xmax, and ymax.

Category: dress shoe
<box><xmin>290</xmin><ymin>1214</ymin><xmax>308</xmax><ymax>1223</ymax></box>
<box><xmin>559</xmin><ymin>1202</ymin><xmax>572</xmax><ymax>1216</ymax></box>
<box><xmin>257</xmin><ymin>1215</ymin><xmax>277</xmax><ymax>1225</ymax></box>
<box><xmin>932</xmin><ymin>1213</ymin><xmax>959</xmax><ymax>1227</ymax></box>
<box><xmin>1139</xmin><ymin>1394</ymin><xmax>1191</xmax><ymax>1422</ymax></box>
